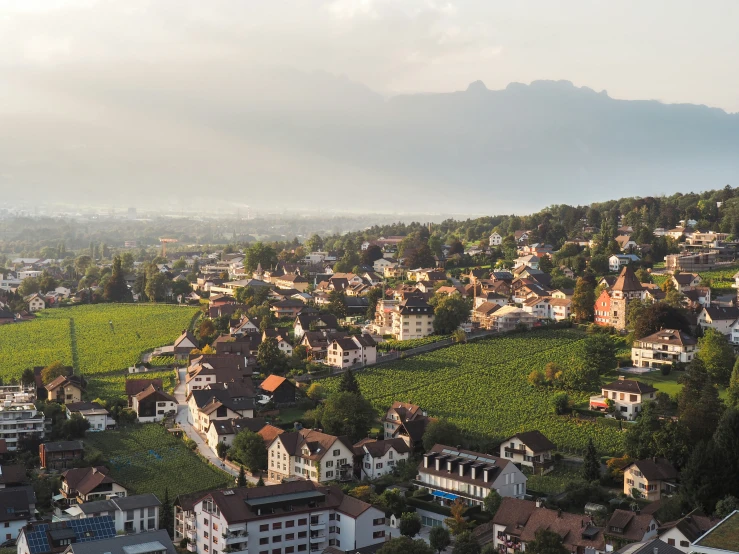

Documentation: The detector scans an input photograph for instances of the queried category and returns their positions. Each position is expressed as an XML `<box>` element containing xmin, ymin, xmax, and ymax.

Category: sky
<box><xmin>2</xmin><ymin>0</ymin><xmax>738</xmax><ymax>111</ymax></box>
<box><xmin>0</xmin><ymin>0</ymin><xmax>738</xmax><ymax>213</ymax></box>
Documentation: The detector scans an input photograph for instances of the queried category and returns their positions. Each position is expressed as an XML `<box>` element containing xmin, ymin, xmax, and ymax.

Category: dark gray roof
<box><xmin>79</xmin><ymin>493</ymin><xmax>163</xmax><ymax>514</ymax></box>
<box><xmin>41</xmin><ymin>440</ymin><xmax>84</xmax><ymax>453</ymax></box>
<box><xmin>616</xmin><ymin>538</ymin><xmax>684</xmax><ymax>554</ymax></box>
<box><xmin>65</xmin><ymin>529</ymin><xmax>176</xmax><ymax>554</ymax></box>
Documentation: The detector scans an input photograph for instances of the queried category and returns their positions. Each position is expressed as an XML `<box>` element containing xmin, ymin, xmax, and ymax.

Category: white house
<box><xmin>373</xmin><ymin>257</ymin><xmax>395</xmax><ymax>273</ymax></box>
<box><xmin>682</xmin><ymin>510</ymin><xmax>738</xmax><ymax>554</ymax></box>
<box><xmin>0</xmin><ymin>488</ymin><xmax>35</xmax><ymax>542</ymax></box>
<box><xmin>71</xmin><ymin>493</ymin><xmax>161</xmax><ymax>534</ymax></box>
<box><xmin>186</xmin><ymin>481</ymin><xmax>389</xmax><ymax>554</ymax></box>
<box><xmin>499</xmin><ymin>431</ymin><xmax>556</xmax><ymax>475</ymax></box>
<box><xmin>513</xmin><ymin>255</ymin><xmax>539</xmax><ymax>270</ymax></box>
<box><xmin>609</xmin><ymin>254</ymin><xmax>640</xmax><ymax>272</ymax></box>
<box><xmin>590</xmin><ymin>377</ymin><xmax>658</xmax><ymax>420</ymax></box>
<box><xmin>268</xmin><ymin>429</ymin><xmax>355</xmax><ymax>483</ymax></box>
<box><xmin>489</xmin><ymin>232</ymin><xmax>502</xmax><ymax>246</ymax></box>
<box><xmin>417</xmin><ymin>444</ymin><xmax>527</xmax><ymax>508</ymax></box>
<box><xmin>631</xmin><ymin>328</ymin><xmax>698</xmax><ymax>369</ymax></box>
<box><xmin>354</xmin><ymin>438</ymin><xmax>411</xmax><ymax>480</ymax></box>
<box><xmin>326</xmin><ymin>335</ymin><xmax>377</xmax><ymax>369</ymax></box>
<box><xmin>26</xmin><ymin>293</ymin><xmax>46</xmax><ymax>312</ymax></box>
<box><xmin>65</xmin><ymin>402</ymin><xmax>115</xmax><ymax>431</ymax></box>
<box><xmin>131</xmin><ymin>386</ymin><xmax>178</xmax><ymax>423</ymax></box>
<box><xmin>697</xmin><ymin>306</ymin><xmax>739</xmax><ymax>335</ymax></box>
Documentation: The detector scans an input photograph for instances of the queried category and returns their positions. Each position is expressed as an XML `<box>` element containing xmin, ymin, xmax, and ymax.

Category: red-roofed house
<box><xmin>259</xmin><ymin>375</ymin><xmax>296</xmax><ymax>405</ymax></box>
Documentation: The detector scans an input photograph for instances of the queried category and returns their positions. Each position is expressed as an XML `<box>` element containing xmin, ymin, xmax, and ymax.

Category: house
<box><xmin>205</xmin><ymin>417</ymin><xmax>283</xmax><ymax>452</ymax></box>
<box><xmin>294</xmin><ymin>313</ymin><xmax>340</xmax><ymax>339</ymax></box>
<box><xmin>417</xmin><ymin>444</ymin><xmax>527</xmax><ymax>508</ymax></box>
<box><xmin>231</xmin><ymin>314</ymin><xmax>262</xmax><ymax>335</ymax></box>
<box><xmin>263</xmin><ymin>328</ymin><xmax>294</xmax><ymax>357</ymax></box>
<box><xmin>271</xmin><ymin>298</ymin><xmax>306</xmax><ymax>319</ymax></box>
<box><xmin>59</xmin><ymin>530</ymin><xmax>176</xmax><ymax>554</ymax></box>
<box><xmin>131</xmin><ymin>386</ymin><xmax>178</xmax><ymax>423</ymax></box>
<box><xmin>186</xmin><ymin>356</ymin><xmax>252</xmax><ymax>395</ymax></box>
<box><xmin>301</xmin><ymin>330</ymin><xmax>350</xmax><ymax>361</ymax></box>
<box><xmin>326</xmin><ymin>335</ymin><xmax>377</xmax><ymax>369</ymax></box>
<box><xmin>354</xmin><ymin>438</ymin><xmax>411</xmax><ymax>480</ymax></box>
<box><xmin>658</xmin><ymin>511</ymin><xmax>722</xmax><ymax>552</ymax></box>
<box><xmin>631</xmin><ymin>329</ymin><xmax>698</xmax><ymax>369</ymax></box>
<box><xmin>0</xmin><ymin>487</ymin><xmax>35</xmax><ymax>542</ymax></box>
<box><xmin>39</xmin><ymin>440</ymin><xmax>84</xmax><ymax>470</ymax></box>
<box><xmin>590</xmin><ymin>378</ymin><xmax>658</xmax><ymax>420</ymax></box>
<box><xmin>187</xmin><ymin>384</ymin><xmax>255</xmax><ymax>432</ymax></box>
<box><xmin>522</xmin><ymin>297</ymin><xmax>552</xmax><ymax>320</ymax></box>
<box><xmin>549</xmin><ymin>297</ymin><xmax>573</xmax><ymax>321</ymax></box>
<box><xmin>26</xmin><ymin>293</ymin><xmax>46</xmax><ymax>312</ymax></box>
<box><xmin>472</xmin><ymin>302</ymin><xmax>502</xmax><ymax>330</ymax></box>
<box><xmin>373</xmin><ymin>257</ymin><xmax>396</xmax><ymax>273</ymax></box>
<box><xmin>595</xmin><ymin>266</ymin><xmax>644</xmax><ymax>330</ymax></box>
<box><xmin>488</xmin><ymin>305</ymin><xmax>538</xmax><ymax>331</ymax></box>
<box><xmin>665</xmin><ymin>251</ymin><xmax>719</xmax><ymax>272</ymax></box>
<box><xmin>65</xmin><ymin>402</ymin><xmax>115</xmax><ymax>431</ymax></box>
<box><xmin>125</xmin><ymin>378</ymin><xmax>163</xmax><ymax>407</ymax></box>
<box><xmin>173</xmin><ymin>329</ymin><xmax>198</xmax><ymax>360</ymax></box>
<box><xmin>499</xmin><ymin>431</ymin><xmax>556</xmax><ymax>475</ymax></box>
<box><xmin>186</xmin><ymin>481</ymin><xmax>388</xmax><ymax>554</ymax></box>
<box><xmin>0</xmin><ymin>400</ymin><xmax>45</xmax><ymax>451</ymax></box>
<box><xmin>273</xmin><ymin>273</ymin><xmax>311</xmax><ymax>292</ymax></box>
<box><xmin>69</xmin><ymin>493</ymin><xmax>162</xmax><ymax>534</ymax></box>
<box><xmin>514</xmin><ymin>230</ymin><xmax>529</xmax><ymax>243</ymax></box>
<box><xmin>384</xmin><ymin>265</ymin><xmax>406</xmax><ymax>279</ymax></box>
<box><xmin>615</xmin><ymin>538</ymin><xmax>684</xmax><ymax>554</ymax></box>
<box><xmin>0</xmin><ymin>464</ymin><xmax>28</xmax><ymax>488</ymax></box>
<box><xmin>267</xmin><ymin>429</ymin><xmax>355</xmax><ymax>483</ymax></box>
<box><xmin>392</xmin><ymin>297</ymin><xmax>435</xmax><ymax>340</ymax></box>
<box><xmin>623</xmin><ymin>458</ymin><xmax>679</xmax><ymax>501</ymax></box>
<box><xmin>684</xmin><ymin>510</ymin><xmax>738</xmax><ymax>554</ymax></box>
<box><xmin>259</xmin><ymin>374</ymin><xmax>297</xmax><ymax>406</ymax></box>
<box><xmin>478</xmin><ymin>497</ymin><xmax>605</xmax><ymax>554</ymax></box>
<box><xmin>489</xmin><ymin>232</ymin><xmax>502</xmax><ymax>246</ymax></box>
<box><xmin>382</xmin><ymin>402</ymin><xmax>430</xmax><ymax>444</ymax></box>
<box><xmin>672</xmin><ymin>273</ymin><xmax>702</xmax><ymax>292</ymax></box>
<box><xmin>609</xmin><ymin>254</ymin><xmax>641</xmax><ymax>272</ymax></box>
<box><xmin>514</xmin><ymin>255</ymin><xmax>539</xmax><ymax>270</ymax></box>
<box><xmin>605</xmin><ymin>509</ymin><xmax>659</xmax><ymax>550</ymax></box>
<box><xmin>45</xmin><ymin>375</ymin><xmax>84</xmax><ymax>404</ymax></box>
<box><xmin>17</xmin><ymin>516</ymin><xmax>117</xmax><ymax>554</ymax></box>
<box><xmin>615</xmin><ymin>235</ymin><xmax>639</xmax><ymax>251</ymax></box>
<box><xmin>59</xmin><ymin>466</ymin><xmax>127</xmax><ymax>505</ymax></box>
<box><xmin>698</xmin><ymin>306</ymin><xmax>739</xmax><ymax>335</ymax></box>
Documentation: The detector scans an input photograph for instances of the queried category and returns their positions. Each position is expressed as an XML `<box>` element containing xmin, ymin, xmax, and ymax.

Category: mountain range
<box><xmin>2</xmin><ymin>65</ymin><xmax>738</xmax><ymax>213</ymax></box>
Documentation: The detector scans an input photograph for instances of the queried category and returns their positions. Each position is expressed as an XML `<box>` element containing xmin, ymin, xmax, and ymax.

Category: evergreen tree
<box><xmin>103</xmin><ymin>255</ymin><xmax>130</xmax><ymax>302</ymax></box>
<box><xmin>728</xmin><ymin>358</ymin><xmax>739</xmax><ymax>407</ymax></box>
<box><xmin>256</xmin><ymin>475</ymin><xmax>265</xmax><ymax>487</ymax></box>
<box><xmin>571</xmin><ymin>277</ymin><xmax>595</xmax><ymax>321</ymax></box>
<box><xmin>338</xmin><ymin>369</ymin><xmax>361</xmax><ymax>395</ymax></box>
<box><xmin>159</xmin><ymin>487</ymin><xmax>173</xmax><ymax>537</ymax></box>
<box><xmin>429</xmin><ymin>527</ymin><xmax>451</xmax><ymax>554</ymax></box>
<box><xmin>625</xmin><ymin>403</ymin><xmax>660</xmax><ymax>459</ymax></box>
<box><xmin>582</xmin><ymin>438</ymin><xmax>600</xmax><ymax>482</ymax></box>
<box><xmin>237</xmin><ymin>466</ymin><xmax>247</xmax><ymax>487</ymax></box>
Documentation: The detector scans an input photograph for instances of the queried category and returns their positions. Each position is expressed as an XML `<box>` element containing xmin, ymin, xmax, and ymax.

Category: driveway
<box><xmin>174</xmin><ymin>368</ymin><xmax>258</xmax><ymax>484</ymax></box>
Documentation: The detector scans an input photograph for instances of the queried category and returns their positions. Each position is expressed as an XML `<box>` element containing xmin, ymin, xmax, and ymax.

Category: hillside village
<box><xmin>2</xmin><ymin>188</ymin><xmax>739</xmax><ymax>553</ymax></box>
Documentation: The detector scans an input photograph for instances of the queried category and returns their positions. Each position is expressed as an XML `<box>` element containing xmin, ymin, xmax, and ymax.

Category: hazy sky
<box><xmin>2</xmin><ymin>0</ymin><xmax>738</xmax><ymax>111</ymax></box>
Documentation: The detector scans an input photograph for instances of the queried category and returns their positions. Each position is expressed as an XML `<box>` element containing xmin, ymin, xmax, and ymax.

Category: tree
<box><xmin>338</xmin><ymin>369</ymin><xmax>361</xmax><ymax>395</ymax></box>
<box><xmin>526</xmin><ymin>529</ymin><xmax>569</xmax><ymax>554</ymax></box>
<box><xmin>41</xmin><ymin>361</ymin><xmax>67</xmax><ymax>385</ymax></box>
<box><xmin>583</xmin><ymin>334</ymin><xmax>617</xmax><ymax>374</ymax></box>
<box><xmin>103</xmin><ymin>255</ymin><xmax>130</xmax><ymax>302</ymax></box>
<box><xmin>430</xmin><ymin>526</ymin><xmax>451</xmax><ymax>554</ymax></box>
<box><xmin>483</xmin><ymin>489</ymin><xmax>502</xmax><ymax>516</ymax></box>
<box><xmin>320</xmin><ymin>391</ymin><xmax>375</xmax><ymax>442</ymax></box>
<box><xmin>256</xmin><ymin>476</ymin><xmax>265</xmax><ymax>487</ymax></box>
<box><xmin>306</xmin><ymin>234</ymin><xmax>324</xmax><ymax>252</ymax></box>
<box><xmin>678</xmin><ymin>358</ymin><xmax>725</xmax><ymax>444</ymax></box>
<box><xmin>432</xmin><ymin>294</ymin><xmax>471</xmax><ymax>335</ymax></box>
<box><xmin>17</xmin><ymin>277</ymin><xmax>40</xmax><ymax>296</ymax></box>
<box><xmin>326</xmin><ymin>290</ymin><xmax>347</xmax><ymax>319</ymax></box>
<box><xmin>257</xmin><ymin>337</ymin><xmax>288</xmax><ymax>372</ymax></box>
<box><xmin>633</xmin><ymin>302</ymin><xmax>690</xmax><ymax>339</ymax></box>
<box><xmin>538</xmin><ymin>255</ymin><xmax>553</xmax><ymax>274</ymax></box>
<box><xmin>451</xmin><ymin>531</ymin><xmax>480</xmax><ymax>554</ymax></box>
<box><xmin>680</xmin><ymin>440</ymin><xmax>725</xmax><ymax>513</ymax></box>
<box><xmin>378</xmin><ymin>488</ymin><xmax>407</xmax><ymax>517</ymax></box>
<box><xmin>160</xmin><ymin>488</ymin><xmax>173</xmax><ymax>537</ymax></box>
<box><xmin>362</xmin><ymin>245</ymin><xmax>384</xmax><ymax>265</ymax></box>
<box><xmin>245</xmin><ymin>242</ymin><xmax>277</xmax><ymax>272</ymax></box>
<box><xmin>731</xmin><ymin>359</ymin><xmax>739</xmax><ymax>407</ymax></box>
<box><xmin>378</xmin><ymin>537</ymin><xmax>434</xmax><ymax>554</ymax></box>
<box><xmin>571</xmin><ymin>277</ymin><xmax>595</xmax><ymax>321</ymax></box>
<box><xmin>712</xmin><ymin>408</ymin><xmax>739</xmax><ymax>498</ymax></box>
<box><xmin>366</xmin><ymin>286</ymin><xmax>384</xmax><ymax>320</ymax></box>
<box><xmin>349</xmin><ymin>485</ymin><xmax>373</xmax><ymax>502</ymax></box>
<box><xmin>445</xmin><ymin>499</ymin><xmax>469</xmax><ymax>535</ymax></box>
<box><xmin>231</xmin><ymin>430</ymin><xmax>267</xmax><ymax>473</ymax></box>
<box><xmin>21</xmin><ymin>368</ymin><xmax>35</xmax><ymax>388</ymax></box>
<box><xmin>551</xmin><ymin>392</ymin><xmax>569</xmax><ymax>415</ymax></box>
<box><xmin>625</xmin><ymin>402</ymin><xmax>661</xmax><ymax>460</ymax></box>
<box><xmin>697</xmin><ymin>328</ymin><xmax>736</xmax><ymax>385</ymax></box>
<box><xmin>715</xmin><ymin>495</ymin><xmax>739</xmax><ymax>518</ymax></box>
<box><xmin>237</xmin><ymin>466</ymin><xmax>247</xmax><ymax>487</ymax></box>
<box><xmin>399</xmin><ymin>512</ymin><xmax>422</xmax><ymax>538</ymax></box>
<box><xmin>306</xmin><ymin>382</ymin><xmax>325</xmax><ymax>403</ymax></box>
<box><xmin>216</xmin><ymin>442</ymin><xmax>230</xmax><ymax>460</ymax></box>
<box><xmin>582</xmin><ymin>438</ymin><xmax>601</xmax><ymax>482</ymax></box>
<box><xmin>422</xmin><ymin>420</ymin><xmax>462</xmax><ymax>451</ymax></box>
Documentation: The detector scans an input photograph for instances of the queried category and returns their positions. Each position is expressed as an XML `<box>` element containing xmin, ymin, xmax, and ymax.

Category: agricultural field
<box><xmin>0</xmin><ymin>304</ymin><xmax>198</xmax><ymax>382</ymax></box>
<box><xmin>651</xmin><ymin>263</ymin><xmax>739</xmax><ymax>296</ymax></box>
<box><xmin>84</xmin><ymin>424</ymin><xmax>232</xmax><ymax>500</ymax></box>
<box><xmin>324</xmin><ymin>329</ymin><xmax>626</xmax><ymax>455</ymax></box>
<box><xmin>86</xmin><ymin>369</ymin><xmax>178</xmax><ymax>401</ymax></box>
<box><xmin>601</xmin><ymin>368</ymin><xmax>730</xmax><ymax>401</ymax></box>
<box><xmin>525</xmin><ymin>462</ymin><xmax>584</xmax><ymax>495</ymax></box>
<box><xmin>378</xmin><ymin>335</ymin><xmax>450</xmax><ymax>352</ymax></box>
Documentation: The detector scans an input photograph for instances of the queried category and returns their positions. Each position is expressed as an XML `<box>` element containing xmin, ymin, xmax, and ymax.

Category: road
<box><xmin>173</xmin><ymin>368</ymin><xmax>258</xmax><ymax>484</ymax></box>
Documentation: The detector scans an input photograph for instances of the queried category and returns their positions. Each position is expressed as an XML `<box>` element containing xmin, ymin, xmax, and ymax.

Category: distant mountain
<box><xmin>2</xmin><ymin>66</ymin><xmax>738</xmax><ymax>213</ymax></box>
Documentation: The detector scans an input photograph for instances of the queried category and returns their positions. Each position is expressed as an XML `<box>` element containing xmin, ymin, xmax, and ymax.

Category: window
<box><xmin>298</xmin><ymin>545</ymin><xmax>307</xmax><ymax>552</ymax></box>
<box><xmin>667</xmin><ymin>539</ymin><xmax>675</xmax><ymax>546</ymax></box>
<box><xmin>273</xmin><ymin>522</ymin><xmax>282</xmax><ymax>530</ymax></box>
<box><xmin>273</xmin><ymin>550</ymin><xmax>282</xmax><ymax>554</ymax></box>
<box><xmin>373</xmin><ymin>531</ymin><xmax>386</xmax><ymax>539</ymax></box>
<box><xmin>333</xmin><ymin>449</ymin><xmax>340</xmax><ymax>456</ymax></box>
<box><xmin>286</xmin><ymin>520</ymin><xmax>295</xmax><ymax>528</ymax></box>
<box><xmin>298</xmin><ymin>531</ymin><xmax>307</xmax><ymax>539</ymax></box>
<box><xmin>335</xmin><ymin>514</ymin><xmax>341</xmax><ymax>521</ymax></box>
<box><xmin>273</xmin><ymin>535</ymin><xmax>282</xmax><ymax>543</ymax></box>
<box><xmin>325</xmin><ymin>471</ymin><xmax>334</xmax><ymax>478</ymax></box>
<box><xmin>630</xmin><ymin>394</ymin><xmax>637</xmax><ymax>402</ymax></box>
<box><xmin>260</xmin><ymin>538</ymin><xmax>269</xmax><ymax>545</ymax></box>
<box><xmin>260</xmin><ymin>524</ymin><xmax>269</xmax><ymax>532</ymax></box>
<box><xmin>286</xmin><ymin>533</ymin><xmax>294</xmax><ymax>540</ymax></box>
<box><xmin>148</xmin><ymin>518</ymin><xmax>155</xmax><ymax>530</ymax></box>
<box><xmin>325</xmin><ymin>461</ymin><xmax>333</xmax><ymax>468</ymax></box>
<box><xmin>286</xmin><ymin>548</ymin><xmax>295</xmax><ymax>554</ymax></box>
<box><xmin>680</xmin><ymin>541</ymin><xmax>689</xmax><ymax>547</ymax></box>
<box><xmin>373</xmin><ymin>518</ymin><xmax>385</xmax><ymax>525</ymax></box>
<box><xmin>376</xmin><ymin>463</ymin><xmax>383</xmax><ymax>469</ymax></box>
<box><xmin>298</xmin><ymin>519</ymin><xmax>307</xmax><ymax>526</ymax></box>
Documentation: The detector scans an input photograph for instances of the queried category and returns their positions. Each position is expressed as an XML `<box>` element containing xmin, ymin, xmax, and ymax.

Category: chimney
<box><xmin>557</xmin><ymin>509</ymin><xmax>562</xmax><ymax>518</ymax></box>
<box><xmin>653</xmin><ymin>549</ymin><xmax>659</xmax><ymax>554</ymax></box>
<box><xmin>535</xmin><ymin>498</ymin><xmax>543</xmax><ymax>508</ymax></box>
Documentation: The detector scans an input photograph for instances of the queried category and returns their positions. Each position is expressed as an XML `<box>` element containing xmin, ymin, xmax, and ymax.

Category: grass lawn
<box><xmin>601</xmin><ymin>368</ymin><xmax>729</xmax><ymax>400</ymax></box>
<box><xmin>526</xmin><ymin>462</ymin><xmax>583</xmax><ymax>495</ymax></box>
<box><xmin>271</xmin><ymin>407</ymin><xmax>308</xmax><ymax>426</ymax></box>
<box><xmin>84</xmin><ymin>424</ymin><xmax>232</xmax><ymax>500</ymax></box>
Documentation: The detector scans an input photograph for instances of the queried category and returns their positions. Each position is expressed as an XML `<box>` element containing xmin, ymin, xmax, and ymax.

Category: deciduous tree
<box><xmin>320</xmin><ymin>391</ymin><xmax>375</xmax><ymax>442</ymax></box>
<box><xmin>399</xmin><ymin>512</ymin><xmax>422</xmax><ymax>537</ymax></box>
<box><xmin>231</xmin><ymin>430</ymin><xmax>268</xmax><ymax>473</ymax></box>
<box><xmin>697</xmin><ymin>328</ymin><xmax>735</xmax><ymax>385</ymax></box>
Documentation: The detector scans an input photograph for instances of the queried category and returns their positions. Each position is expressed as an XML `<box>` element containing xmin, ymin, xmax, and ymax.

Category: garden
<box><xmin>84</xmin><ymin>424</ymin><xmax>232</xmax><ymax>500</ymax></box>
<box><xmin>324</xmin><ymin>329</ymin><xmax>626</xmax><ymax>455</ymax></box>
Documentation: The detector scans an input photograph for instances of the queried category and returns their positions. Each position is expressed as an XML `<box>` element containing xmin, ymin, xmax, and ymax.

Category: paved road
<box><xmin>174</xmin><ymin>368</ymin><xmax>258</xmax><ymax>484</ymax></box>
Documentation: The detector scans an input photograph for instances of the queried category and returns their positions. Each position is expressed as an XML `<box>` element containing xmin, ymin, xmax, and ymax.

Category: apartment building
<box><xmin>325</xmin><ymin>335</ymin><xmax>377</xmax><ymax>369</ymax></box>
<box><xmin>392</xmin><ymin>297</ymin><xmax>435</xmax><ymax>340</ymax></box>
<box><xmin>631</xmin><ymin>329</ymin><xmax>698</xmax><ymax>369</ymax></box>
<box><xmin>0</xmin><ymin>400</ymin><xmax>45</xmax><ymax>451</ymax></box>
<box><xmin>268</xmin><ymin>430</ymin><xmax>355</xmax><ymax>484</ymax></box>
<box><xmin>185</xmin><ymin>481</ymin><xmax>388</xmax><ymax>554</ymax></box>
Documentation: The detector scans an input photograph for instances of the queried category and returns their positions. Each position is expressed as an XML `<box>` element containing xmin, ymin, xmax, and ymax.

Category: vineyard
<box><xmin>324</xmin><ymin>329</ymin><xmax>626</xmax><ymax>455</ymax></box>
<box><xmin>86</xmin><ymin>369</ymin><xmax>179</xmax><ymax>401</ymax></box>
<box><xmin>652</xmin><ymin>263</ymin><xmax>739</xmax><ymax>295</ymax></box>
<box><xmin>0</xmin><ymin>304</ymin><xmax>198</xmax><ymax>382</ymax></box>
<box><xmin>377</xmin><ymin>335</ymin><xmax>450</xmax><ymax>352</ymax></box>
<box><xmin>84</xmin><ymin>424</ymin><xmax>232</xmax><ymax>499</ymax></box>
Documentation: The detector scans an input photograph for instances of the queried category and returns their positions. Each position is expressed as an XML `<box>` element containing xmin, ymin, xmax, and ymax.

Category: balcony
<box><xmin>224</xmin><ymin>532</ymin><xmax>248</xmax><ymax>543</ymax></box>
<box><xmin>309</xmin><ymin>522</ymin><xmax>325</xmax><ymax>531</ymax></box>
<box><xmin>187</xmin><ymin>541</ymin><xmax>197</xmax><ymax>552</ymax></box>
<box><xmin>504</xmin><ymin>446</ymin><xmax>526</xmax><ymax>456</ymax></box>
<box><xmin>224</xmin><ymin>544</ymin><xmax>248</xmax><ymax>554</ymax></box>
<box><xmin>310</xmin><ymin>535</ymin><xmax>326</xmax><ymax>543</ymax></box>
<box><xmin>186</xmin><ymin>529</ymin><xmax>197</xmax><ymax>542</ymax></box>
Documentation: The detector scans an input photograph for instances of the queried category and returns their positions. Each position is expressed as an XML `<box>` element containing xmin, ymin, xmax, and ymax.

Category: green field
<box><xmin>325</xmin><ymin>329</ymin><xmax>626</xmax><ymax>455</ymax></box>
<box><xmin>84</xmin><ymin>424</ymin><xmax>232</xmax><ymax>500</ymax></box>
<box><xmin>601</xmin><ymin>368</ymin><xmax>729</xmax><ymax>401</ymax></box>
<box><xmin>86</xmin><ymin>369</ymin><xmax>179</xmax><ymax>402</ymax></box>
<box><xmin>652</xmin><ymin>263</ymin><xmax>739</xmax><ymax>295</ymax></box>
<box><xmin>526</xmin><ymin>463</ymin><xmax>584</xmax><ymax>495</ymax></box>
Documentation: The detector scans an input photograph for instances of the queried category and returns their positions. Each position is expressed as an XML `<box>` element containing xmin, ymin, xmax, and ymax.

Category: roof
<box><xmin>134</xmin><ymin>385</ymin><xmax>177</xmax><ymax>404</ymax></box>
<box><xmin>659</xmin><ymin>510</ymin><xmax>720</xmax><ymax>543</ymax></box>
<box><xmin>475</xmin><ymin>302</ymin><xmax>502</xmax><ymax>316</ymax></box>
<box><xmin>189</xmin><ymin>387</ymin><xmax>255</xmax><ymax>413</ymax></box>
<box><xmin>41</xmin><ymin>440</ymin><xmax>84</xmax><ymax>453</ymax></box>
<box><xmin>125</xmin><ymin>379</ymin><xmax>163</xmax><ymax>397</ymax></box>
<box><xmin>397</xmin><ymin>297</ymin><xmax>433</xmax><ymax>314</ymax></box>
<box><xmin>616</xmin><ymin>538</ymin><xmax>684</xmax><ymax>554</ymax></box>
<box><xmin>606</xmin><ymin>509</ymin><xmax>657</xmax><ymax>541</ymax></box>
<box><xmin>78</xmin><ymin>493</ymin><xmax>162</xmax><ymax>515</ymax></box>
<box><xmin>673</xmin><ymin>272</ymin><xmax>700</xmax><ymax>285</ymax></box>
<box><xmin>0</xmin><ymin>464</ymin><xmax>27</xmax><ymax>485</ymax></box>
<box><xmin>260</xmin><ymin>374</ymin><xmax>292</xmax><ymax>393</ymax></box>
<box><xmin>45</xmin><ymin>375</ymin><xmax>79</xmax><ymax>392</ymax></box>
<box><xmin>65</xmin><ymin>401</ymin><xmax>110</xmax><ymax>416</ymax></box>
<box><xmin>295</xmin><ymin>313</ymin><xmax>340</xmax><ymax>330</ymax></box>
<box><xmin>602</xmin><ymin>379</ymin><xmax>658</xmax><ymax>395</ymax></box>
<box><xmin>64</xmin><ymin>529</ymin><xmax>176</xmax><ymax>554</ymax></box>
<box><xmin>638</xmin><ymin>328</ymin><xmax>697</xmax><ymax>347</ymax></box>
<box><xmin>354</xmin><ymin>438</ymin><xmax>411</xmax><ymax>458</ymax></box>
<box><xmin>21</xmin><ymin>516</ymin><xmax>116</xmax><ymax>554</ymax></box>
<box><xmin>274</xmin><ymin>429</ymin><xmax>353</xmax><ymax>461</ymax></box>
<box><xmin>505</xmin><ymin>430</ymin><xmax>556</xmax><ymax>453</ymax></box>
<box><xmin>612</xmin><ymin>266</ymin><xmax>643</xmax><ymax>292</ymax></box>
<box><xmin>694</xmin><ymin>510</ymin><xmax>739</xmax><ymax>551</ymax></box>
<box><xmin>420</xmin><ymin>444</ymin><xmax>515</xmax><ymax>489</ymax></box>
<box><xmin>209</xmin><ymin>417</ymin><xmax>267</xmax><ymax>436</ymax></box>
<box><xmin>628</xmin><ymin>458</ymin><xmax>679</xmax><ymax>481</ymax></box>
<box><xmin>703</xmin><ymin>306</ymin><xmax>739</xmax><ymax>322</ymax></box>
<box><xmin>173</xmin><ymin>329</ymin><xmax>197</xmax><ymax>348</ymax></box>
<box><xmin>0</xmin><ymin>487</ymin><xmax>33</xmax><ymax>522</ymax></box>
<box><xmin>61</xmin><ymin>466</ymin><xmax>118</xmax><ymax>496</ymax></box>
